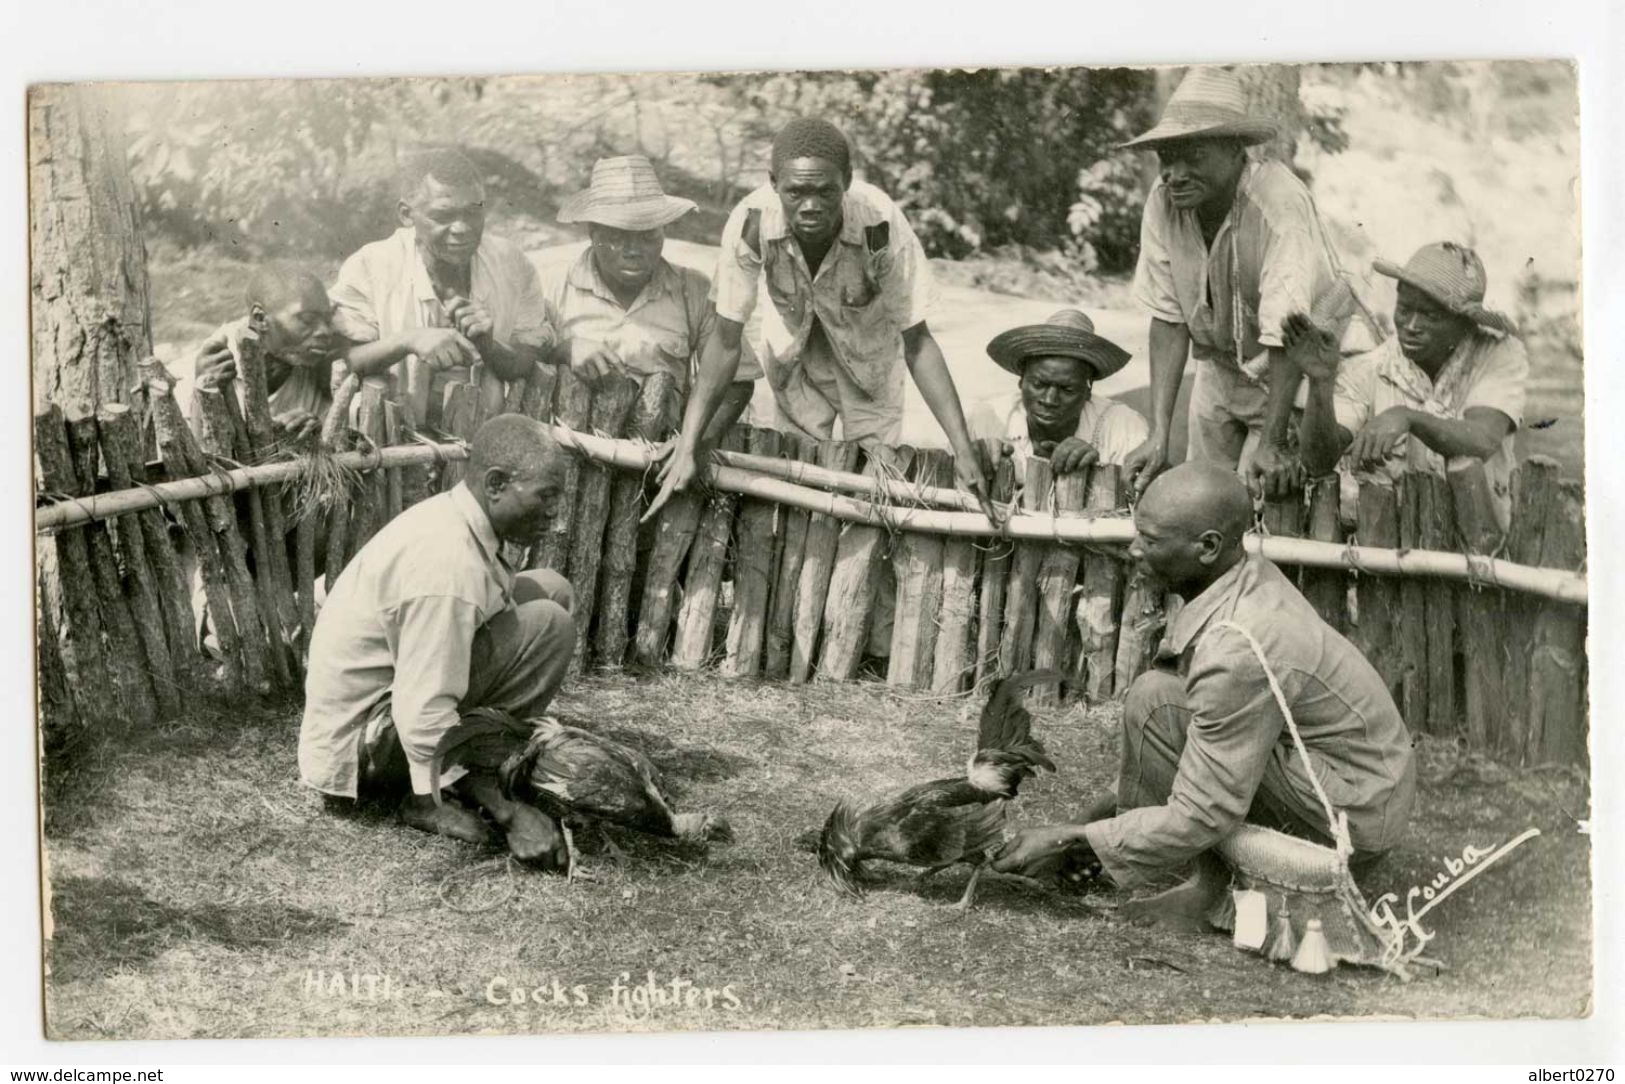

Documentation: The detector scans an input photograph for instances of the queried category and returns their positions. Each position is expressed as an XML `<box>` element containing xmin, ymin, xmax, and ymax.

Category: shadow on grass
<box><xmin>48</xmin><ymin>875</ymin><xmax>349</xmax><ymax>984</ymax></box>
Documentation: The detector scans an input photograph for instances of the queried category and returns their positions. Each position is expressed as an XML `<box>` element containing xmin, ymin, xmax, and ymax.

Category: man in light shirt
<box><xmin>1118</xmin><ymin>68</ymin><xmax>1344</xmax><ymax>500</ymax></box>
<box><xmin>330</xmin><ymin>148</ymin><xmax>558</xmax><ymax>431</ymax></box>
<box><xmin>967</xmin><ymin>309</ymin><xmax>1148</xmax><ymax>475</ymax></box>
<box><xmin>545</xmin><ymin>154</ymin><xmax>755</xmax><ymax>438</ymax></box>
<box><xmin>1292</xmin><ymin>241</ymin><xmax>1529</xmax><ymax>531</ymax></box>
<box><xmin>299</xmin><ymin>415</ymin><xmax>575</xmax><ymax>866</ymax></box>
<box><xmin>647</xmin><ymin>117</ymin><xmax>996</xmax><ymax>523</ymax></box>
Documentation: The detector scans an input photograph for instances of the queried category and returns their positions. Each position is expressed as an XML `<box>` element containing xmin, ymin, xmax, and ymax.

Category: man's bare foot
<box><xmin>400</xmin><ymin>794</ymin><xmax>498</xmax><ymax>846</ymax></box>
<box><xmin>1120</xmin><ymin>853</ymin><xmax>1228</xmax><ymax>935</ymax></box>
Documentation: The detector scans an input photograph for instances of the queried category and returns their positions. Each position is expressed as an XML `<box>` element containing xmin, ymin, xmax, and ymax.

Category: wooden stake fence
<box><xmin>34</xmin><ymin>367</ymin><xmax>1590</xmax><ymax>768</ymax></box>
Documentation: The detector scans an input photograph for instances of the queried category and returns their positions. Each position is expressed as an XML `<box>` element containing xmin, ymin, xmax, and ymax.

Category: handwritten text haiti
<box><xmin>485</xmin><ymin>972</ymin><xmax>745</xmax><ymax>1012</ymax></box>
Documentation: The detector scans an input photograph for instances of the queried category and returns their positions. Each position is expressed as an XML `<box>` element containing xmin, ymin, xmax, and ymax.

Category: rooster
<box><xmin>431</xmin><ymin>708</ymin><xmax>733</xmax><ymax>878</ymax></box>
<box><xmin>816</xmin><ymin>670</ymin><xmax>1061</xmax><ymax>909</ymax></box>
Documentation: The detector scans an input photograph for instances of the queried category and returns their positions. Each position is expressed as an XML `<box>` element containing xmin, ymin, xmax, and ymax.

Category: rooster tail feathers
<box><xmin>496</xmin><ymin>737</ymin><xmax>544</xmax><ymax>800</ymax></box>
<box><xmin>976</xmin><ymin>668</ymin><xmax>1062</xmax><ymax>766</ymax></box>
<box><xmin>817</xmin><ymin>800</ymin><xmax>865</xmax><ymax>897</ymax></box>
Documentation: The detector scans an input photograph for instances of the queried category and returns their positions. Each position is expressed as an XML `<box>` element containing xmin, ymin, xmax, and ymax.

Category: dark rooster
<box><xmin>816</xmin><ymin>670</ymin><xmax>1061</xmax><ymax>909</ymax></box>
<box><xmin>431</xmin><ymin>708</ymin><xmax>733</xmax><ymax>879</ymax></box>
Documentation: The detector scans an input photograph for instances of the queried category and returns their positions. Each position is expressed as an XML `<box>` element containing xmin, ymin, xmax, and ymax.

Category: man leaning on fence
<box><xmin>1292</xmin><ymin>241</ymin><xmax>1530</xmax><ymax>532</ymax></box>
<box><xmin>544</xmin><ymin>154</ymin><xmax>757</xmax><ymax>439</ymax></box>
<box><xmin>992</xmin><ymin>462</ymin><xmax>1416</xmax><ymax>927</ymax></box>
<box><xmin>646</xmin><ymin>117</ymin><xmax>997</xmax><ymax>523</ymax></box>
<box><xmin>298</xmin><ymin>414</ymin><xmax>576</xmax><ymax>865</ymax></box>
<box><xmin>329</xmin><ymin>147</ymin><xmax>558</xmax><ymax>432</ymax></box>
<box><xmin>966</xmin><ymin>309</ymin><xmax>1150</xmax><ymax>474</ymax></box>
<box><xmin>1118</xmin><ymin>68</ymin><xmax>1353</xmax><ymax>500</ymax></box>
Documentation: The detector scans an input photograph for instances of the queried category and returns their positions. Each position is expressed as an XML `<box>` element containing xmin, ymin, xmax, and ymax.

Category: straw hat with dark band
<box><xmin>1120</xmin><ymin>68</ymin><xmax>1278</xmax><ymax>150</ymax></box>
<box><xmin>1373</xmin><ymin>241</ymin><xmax>1518</xmax><ymax>336</ymax></box>
<box><xmin>986</xmin><ymin>309</ymin><xmax>1133</xmax><ymax>380</ymax></box>
<box><xmin>558</xmin><ymin>155</ymin><xmax>697</xmax><ymax>231</ymax></box>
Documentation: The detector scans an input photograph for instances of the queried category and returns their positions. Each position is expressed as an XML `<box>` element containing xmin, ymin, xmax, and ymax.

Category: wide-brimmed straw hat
<box><xmin>557</xmin><ymin>155</ymin><xmax>696</xmax><ymax>231</ymax></box>
<box><xmin>986</xmin><ymin>309</ymin><xmax>1133</xmax><ymax>380</ymax></box>
<box><xmin>1373</xmin><ymin>241</ymin><xmax>1518</xmax><ymax>335</ymax></box>
<box><xmin>1119</xmin><ymin>68</ymin><xmax>1279</xmax><ymax>150</ymax></box>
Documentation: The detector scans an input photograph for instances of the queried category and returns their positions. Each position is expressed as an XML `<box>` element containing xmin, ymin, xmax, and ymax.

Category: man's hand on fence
<box><xmin>410</xmin><ymin>327</ymin><xmax>481</xmax><ymax>372</ymax></box>
<box><xmin>194</xmin><ymin>331</ymin><xmax>238</xmax><ymax>390</ymax></box>
<box><xmin>1246</xmin><ymin>441</ymin><xmax>1303</xmax><ymax>501</ymax></box>
<box><xmin>273</xmin><ymin>410</ymin><xmax>322</xmax><ymax>447</ymax></box>
<box><xmin>445</xmin><ymin>297</ymin><xmax>494</xmax><ymax>344</ymax></box>
<box><xmin>642</xmin><ymin>440</ymin><xmax>702</xmax><ymax>523</ymax></box>
<box><xmin>1047</xmin><ymin>437</ymin><xmax>1101</xmax><ymax>477</ymax></box>
<box><xmin>1123</xmin><ymin>434</ymin><xmax>1170</xmax><ymax>501</ymax></box>
<box><xmin>953</xmin><ymin>449</ymin><xmax>1005</xmax><ymax>530</ymax></box>
<box><xmin>570</xmin><ymin>339</ymin><xmax>624</xmax><ymax>387</ymax></box>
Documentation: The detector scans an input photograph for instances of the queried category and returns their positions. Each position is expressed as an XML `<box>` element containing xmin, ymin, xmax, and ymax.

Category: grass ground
<box><xmin>41</xmin><ymin>672</ymin><xmax>1591</xmax><ymax>1040</ymax></box>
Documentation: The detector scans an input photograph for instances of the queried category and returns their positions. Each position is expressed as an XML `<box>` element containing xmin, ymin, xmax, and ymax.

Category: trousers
<box><xmin>358</xmin><ymin>568</ymin><xmax>577</xmax><ymax>799</ymax></box>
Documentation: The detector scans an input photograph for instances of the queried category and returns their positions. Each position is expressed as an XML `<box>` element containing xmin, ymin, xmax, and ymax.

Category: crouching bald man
<box><xmin>993</xmin><ymin>462</ymin><xmax>1415</xmax><ymax>927</ymax></box>
<box><xmin>299</xmin><ymin>414</ymin><xmax>576</xmax><ymax>866</ymax></box>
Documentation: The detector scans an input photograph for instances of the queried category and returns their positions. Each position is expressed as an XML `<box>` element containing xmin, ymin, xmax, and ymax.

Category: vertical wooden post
<box><xmin>566</xmin><ymin>374</ymin><xmax>640</xmax><ymax>671</ymax></box>
<box><xmin>192</xmin><ymin>390</ymin><xmax>292</xmax><ymax>692</ymax></box>
<box><xmin>764</xmin><ymin>435</ymin><xmax>815</xmax><ymax>679</ymax></box>
<box><xmin>789</xmin><ymin>440</ymin><xmax>859</xmax><ymax>683</ymax></box>
<box><xmin>722</xmin><ymin>427</ymin><xmax>783</xmax><ymax>678</ymax></box>
<box><xmin>1418</xmin><ymin>472</ymin><xmax>1457</xmax><ymax>738</ymax></box>
<box><xmin>534</xmin><ymin>366</ymin><xmax>592</xmax><ymax>573</ymax></box>
<box><xmin>973</xmin><ymin>443</ymin><xmax>1017</xmax><ymax>688</ymax></box>
<box><xmin>817</xmin><ymin>447</ymin><xmax>896</xmax><ymax>682</ymax></box>
<box><xmin>1527</xmin><ymin>473</ymin><xmax>1586</xmax><ymax>765</ymax></box>
<box><xmin>35</xmin><ymin>406</ymin><xmax>120</xmax><ymax>721</ymax></box>
<box><xmin>520</xmin><ymin>362</ymin><xmax>560</xmax><ymax>421</ymax></box>
<box><xmin>1261</xmin><ymin>484</ymin><xmax>1304</xmax><ymax>539</ymax></box>
<box><xmin>382</xmin><ymin>400</ymin><xmax>405</xmax><ymax>523</ymax></box>
<box><xmin>932</xmin><ymin>446</ymin><xmax>980</xmax><ymax>694</ymax></box>
<box><xmin>1302</xmin><ymin>475</ymin><xmax>1347</xmax><ymax>631</ymax></box>
<box><xmin>36</xmin><ymin>577</ymin><xmax>80</xmax><ymax>745</ymax></box>
<box><xmin>1395</xmin><ymin>474</ymin><xmax>1430</xmax><ymax>732</ymax></box>
<box><xmin>1031</xmin><ymin>464</ymin><xmax>1090</xmax><ymax>707</ymax></box>
<box><xmin>998</xmin><ymin>457</ymin><xmax>1053</xmax><ymax>676</ymax></box>
<box><xmin>1449</xmin><ymin>459</ymin><xmax>1507</xmax><ymax>755</ymax></box>
<box><xmin>670</xmin><ymin>427</ymin><xmax>746</xmax><ymax>670</ymax></box>
<box><xmin>632</xmin><ymin>472</ymin><xmax>707</xmax><ymax>671</ymax></box>
<box><xmin>438</xmin><ymin>381</ymin><xmax>480</xmax><ymax>492</ymax></box>
<box><xmin>889</xmin><ymin>449</ymin><xmax>951</xmax><ymax>689</ymax></box>
<box><xmin>97</xmin><ymin>402</ymin><xmax>201</xmax><ymax>696</ymax></box>
<box><xmin>1113</xmin><ymin>569</ymin><xmax>1165</xmax><ymax>695</ymax></box>
<box><xmin>597</xmin><ymin>372</ymin><xmax>677</xmax><ymax>670</ymax></box>
<box><xmin>233</xmin><ymin>332</ymin><xmax>301</xmax><ymax>644</ymax></box>
<box><xmin>1501</xmin><ymin>461</ymin><xmax>1547</xmax><ymax>760</ymax></box>
<box><xmin>348</xmin><ymin>383</ymin><xmax>389</xmax><ymax>556</ymax></box>
<box><xmin>1351</xmin><ymin>476</ymin><xmax>1402</xmax><ymax>707</ymax></box>
<box><xmin>1075</xmin><ymin>464</ymin><xmax>1123</xmax><ymax>702</ymax></box>
<box><xmin>139</xmin><ymin>363</ymin><xmax>257</xmax><ymax>691</ymax></box>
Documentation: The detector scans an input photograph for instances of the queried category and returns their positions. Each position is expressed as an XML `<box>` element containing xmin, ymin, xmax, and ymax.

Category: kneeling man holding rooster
<box><xmin>994</xmin><ymin>462</ymin><xmax>1416</xmax><ymax>927</ymax></box>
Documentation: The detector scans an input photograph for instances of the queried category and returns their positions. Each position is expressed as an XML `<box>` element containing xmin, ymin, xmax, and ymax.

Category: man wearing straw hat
<box><xmin>968</xmin><ymin>309</ymin><xmax>1149</xmax><ymax>474</ymax></box>
<box><xmin>545</xmin><ymin>154</ymin><xmax>756</xmax><ymax>436</ymax></box>
<box><xmin>992</xmin><ymin>462</ymin><xmax>1414</xmax><ymax>926</ymax></box>
<box><xmin>301</xmin><ymin>414</ymin><xmax>576</xmax><ymax>867</ymax></box>
<box><xmin>1119</xmin><ymin>68</ymin><xmax>1348</xmax><ymax>499</ymax></box>
<box><xmin>646</xmin><ymin>117</ymin><xmax>997</xmax><ymax>524</ymax></box>
<box><xmin>330</xmin><ymin>147</ymin><xmax>558</xmax><ymax>432</ymax></box>
<box><xmin>1291</xmin><ymin>241</ymin><xmax>1529</xmax><ymax>531</ymax></box>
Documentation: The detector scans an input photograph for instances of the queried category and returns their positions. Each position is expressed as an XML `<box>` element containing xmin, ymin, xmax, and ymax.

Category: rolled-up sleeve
<box><xmin>330</xmin><ymin>250</ymin><xmax>381</xmax><ymax>345</ymax></box>
<box><xmin>385</xmin><ymin>594</ymin><xmax>482</xmax><ymax>795</ymax></box>
<box><xmin>712</xmin><ymin>202</ymin><xmax>763</xmax><ymax>326</ymax></box>
<box><xmin>1333</xmin><ymin>351</ymin><xmax>1378</xmax><ymax>435</ymax></box>
<box><xmin>1085</xmin><ymin>630</ymin><xmax>1283</xmax><ymax>887</ymax></box>
<box><xmin>505</xmin><ymin>255</ymin><xmax>561</xmax><ymax>357</ymax></box>
<box><xmin>1131</xmin><ymin>191</ymin><xmax>1183</xmax><ymax>324</ymax></box>
<box><xmin>1256</xmin><ymin>222</ymin><xmax>1321</xmax><ymax>348</ymax></box>
<box><xmin>1462</xmin><ymin>335</ymin><xmax>1529</xmax><ymax>428</ymax></box>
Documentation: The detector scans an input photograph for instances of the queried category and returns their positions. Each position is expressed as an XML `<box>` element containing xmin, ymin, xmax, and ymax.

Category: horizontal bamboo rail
<box><xmin>34</xmin><ymin>431</ymin><xmax>1590</xmax><ymax>606</ymax></box>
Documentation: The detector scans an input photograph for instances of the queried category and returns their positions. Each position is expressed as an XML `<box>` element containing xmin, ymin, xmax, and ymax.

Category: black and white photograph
<box><xmin>21</xmin><ymin>27</ymin><xmax>1606</xmax><ymax>1058</ymax></box>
